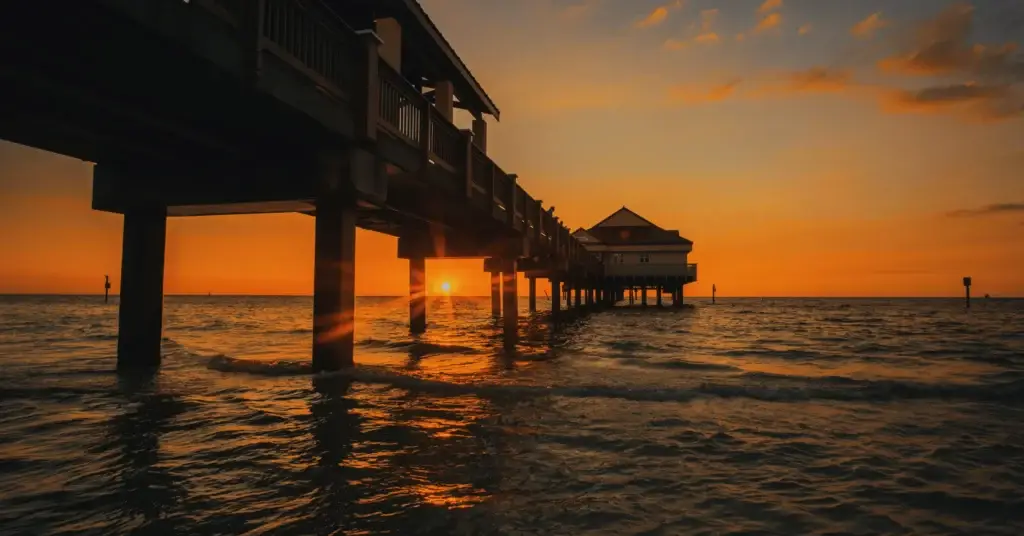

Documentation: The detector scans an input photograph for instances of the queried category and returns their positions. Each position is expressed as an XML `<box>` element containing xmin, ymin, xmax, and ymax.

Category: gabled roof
<box><xmin>327</xmin><ymin>0</ymin><xmax>500</xmax><ymax>119</ymax></box>
<box><xmin>586</xmin><ymin>207</ymin><xmax>693</xmax><ymax>246</ymax></box>
<box><xmin>587</xmin><ymin>226</ymin><xmax>693</xmax><ymax>246</ymax></box>
<box><xmin>591</xmin><ymin>206</ymin><xmax>661</xmax><ymax>229</ymax></box>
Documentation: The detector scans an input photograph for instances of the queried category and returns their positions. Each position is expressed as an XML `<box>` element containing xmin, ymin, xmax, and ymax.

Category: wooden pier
<box><xmin>0</xmin><ymin>0</ymin><xmax>624</xmax><ymax>372</ymax></box>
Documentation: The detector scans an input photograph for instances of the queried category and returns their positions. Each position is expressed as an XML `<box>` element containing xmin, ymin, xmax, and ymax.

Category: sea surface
<box><xmin>1</xmin><ymin>295</ymin><xmax>1023</xmax><ymax>535</ymax></box>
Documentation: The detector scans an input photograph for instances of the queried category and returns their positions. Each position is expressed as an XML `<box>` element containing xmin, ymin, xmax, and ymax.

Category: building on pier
<box><xmin>573</xmin><ymin>207</ymin><xmax>697</xmax><ymax>306</ymax></box>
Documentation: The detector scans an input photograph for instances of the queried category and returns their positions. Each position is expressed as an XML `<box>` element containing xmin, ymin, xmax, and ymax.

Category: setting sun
<box><xmin>440</xmin><ymin>281</ymin><xmax>451</xmax><ymax>294</ymax></box>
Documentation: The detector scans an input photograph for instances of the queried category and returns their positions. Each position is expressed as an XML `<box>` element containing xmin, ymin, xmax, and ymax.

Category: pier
<box><xmin>0</xmin><ymin>0</ymin><xmax>691</xmax><ymax>373</ymax></box>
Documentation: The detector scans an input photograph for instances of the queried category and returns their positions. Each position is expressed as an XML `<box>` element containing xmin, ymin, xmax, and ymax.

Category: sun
<box><xmin>440</xmin><ymin>281</ymin><xmax>452</xmax><ymax>294</ymax></box>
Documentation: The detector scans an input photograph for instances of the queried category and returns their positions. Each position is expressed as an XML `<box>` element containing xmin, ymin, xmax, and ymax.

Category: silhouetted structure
<box><xmin>712</xmin><ymin>284</ymin><xmax>717</xmax><ymax>304</ymax></box>
<box><xmin>0</xmin><ymin>0</ymin><xmax>604</xmax><ymax>372</ymax></box>
<box><xmin>104</xmin><ymin>275</ymin><xmax>111</xmax><ymax>304</ymax></box>
<box><xmin>570</xmin><ymin>207</ymin><xmax>697</xmax><ymax>308</ymax></box>
<box><xmin>964</xmin><ymin>276</ymin><xmax>972</xmax><ymax>308</ymax></box>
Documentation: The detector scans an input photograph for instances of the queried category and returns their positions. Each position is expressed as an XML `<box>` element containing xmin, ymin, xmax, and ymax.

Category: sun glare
<box><xmin>440</xmin><ymin>281</ymin><xmax>452</xmax><ymax>294</ymax></box>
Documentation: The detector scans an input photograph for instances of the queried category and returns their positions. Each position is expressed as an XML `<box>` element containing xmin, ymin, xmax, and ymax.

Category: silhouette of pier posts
<box><xmin>312</xmin><ymin>195</ymin><xmax>357</xmax><ymax>372</ymax></box>
<box><xmin>551</xmin><ymin>279</ymin><xmax>561</xmax><ymax>318</ymax></box>
<box><xmin>490</xmin><ymin>272</ymin><xmax>501</xmax><ymax>317</ymax></box>
<box><xmin>409</xmin><ymin>257</ymin><xmax>426</xmax><ymax>334</ymax></box>
<box><xmin>116</xmin><ymin>208</ymin><xmax>167</xmax><ymax>371</ymax></box>
<box><xmin>501</xmin><ymin>261</ymin><xmax>518</xmax><ymax>348</ymax></box>
<box><xmin>528</xmin><ymin>277</ymin><xmax>537</xmax><ymax>312</ymax></box>
<box><xmin>656</xmin><ymin>285</ymin><xmax>663</xmax><ymax>307</ymax></box>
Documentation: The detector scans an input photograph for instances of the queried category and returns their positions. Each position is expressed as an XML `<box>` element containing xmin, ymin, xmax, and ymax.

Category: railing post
<box><xmin>354</xmin><ymin>30</ymin><xmax>382</xmax><ymax>143</ymax></box>
<box><xmin>507</xmin><ymin>175</ymin><xmax>518</xmax><ymax>228</ymax></box>
<box><xmin>462</xmin><ymin>130</ymin><xmax>474</xmax><ymax>198</ymax></box>
<box><xmin>242</xmin><ymin>0</ymin><xmax>266</xmax><ymax>86</ymax></box>
<box><xmin>419</xmin><ymin>102</ymin><xmax>431</xmax><ymax>171</ymax></box>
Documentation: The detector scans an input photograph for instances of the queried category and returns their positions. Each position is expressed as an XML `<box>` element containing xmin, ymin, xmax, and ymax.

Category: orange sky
<box><xmin>1</xmin><ymin>0</ymin><xmax>1022</xmax><ymax>297</ymax></box>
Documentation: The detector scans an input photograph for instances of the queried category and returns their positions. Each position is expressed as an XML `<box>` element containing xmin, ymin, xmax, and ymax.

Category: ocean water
<box><xmin>1</xmin><ymin>295</ymin><xmax>1022</xmax><ymax>535</ymax></box>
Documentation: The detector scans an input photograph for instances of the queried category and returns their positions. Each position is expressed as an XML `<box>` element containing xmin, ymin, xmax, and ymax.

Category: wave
<box><xmin>205</xmin><ymin>356</ymin><xmax>1024</xmax><ymax>406</ymax></box>
<box><xmin>356</xmin><ymin>338</ymin><xmax>481</xmax><ymax>356</ymax></box>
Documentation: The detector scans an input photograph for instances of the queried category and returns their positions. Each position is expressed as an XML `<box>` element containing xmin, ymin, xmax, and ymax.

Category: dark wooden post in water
<box><xmin>312</xmin><ymin>195</ymin><xmax>357</xmax><ymax>372</ymax></box>
<box><xmin>490</xmin><ymin>271</ymin><xmax>501</xmax><ymax>317</ymax></box>
<box><xmin>502</xmin><ymin>264</ymin><xmax>518</xmax><ymax>347</ymax></box>
<box><xmin>551</xmin><ymin>278</ymin><xmax>561</xmax><ymax>318</ymax></box>
<box><xmin>712</xmin><ymin>284</ymin><xmax>716</xmax><ymax>305</ymax></box>
<box><xmin>574</xmin><ymin>284</ymin><xmax>582</xmax><ymax>308</ymax></box>
<box><xmin>656</xmin><ymin>285</ymin><xmax>663</xmax><ymax>307</ymax></box>
<box><xmin>409</xmin><ymin>257</ymin><xmax>426</xmax><ymax>334</ymax></box>
<box><xmin>677</xmin><ymin>283</ymin><xmax>685</xmax><ymax>306</ymax></box>
<box><xmin>528</xmin><ymin>277</ymin><xmax>537</xmax><ymax>312</ymax></box>
<box><xmin>104</xmin><ymin>275</ymin><xmax>111</xmax><ymax>304</ymax></box>
<box><xmin>117</xmin><ymin>208</ymin><xmax>167</xmax><ymax>371</ymax></box>
<box><xmin>963</xmin><ymin>277</ymin><xmax>972</xmax><ymax>308</ymax></box>
<box><xmin>641</xmin><ymin>285</ymin><xmax>648</xmax><ymax>307</ymax></box>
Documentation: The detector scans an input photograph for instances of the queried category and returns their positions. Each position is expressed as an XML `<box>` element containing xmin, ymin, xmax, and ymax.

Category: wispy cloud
<box><xmin>785</xmin><ymin>67</ymin><xmax>854</xmax><ymax>93</ymax></box>
<box><xmin>695</xmin><ymin>32</ymin><xmax>720</xmax><ymax>44</ymax></box>
<box><xmin>663</xmin><ymin>38</ymin><xmax>688</xmax><ymax>51</ymax></box>
<box><xmin>851</xmin><ymin>12</ymin><xmax>887</xmax><ymax>38</ymax></box>
<box><xmin>758</xmin><ymin>0</ymin><xmax>782</xmax><ymax>15</ymax></box>
<box><xmin>559</xmin><ymin>0</ymin><xmax>599</xmax><ymax>21</ymax></box>
<box><xmin>701</xmin><ymin>8</ymin><xmax>719</xmax><ymax>32</ymax></box>
<box><xmin>798</xmin><ymin>24</ymin><xmax>812</xmax><ymax>36</ymax></box>
<box><xmin>878</xmin><ymin>3</ymin><xmax>1023</xmax><ymax>82</ymax></box>
<box><xmin>756</xmin><ymin>12</ymin><xmax>783</xmax><ymax>33</ymax></box>
<box><xmin>947</xmin><ymin>203</ymin><xmax>1024</xmax><ymax>217</ymax></box>
<box><xmin>668</xmin><ymin>78</ymin><xmax>743</xmax><ymax>104</ymax></box>
<box><xmin>634</xmin><ymin>0</ymin><xmax>684</xmax><ymax>28</ymax></box>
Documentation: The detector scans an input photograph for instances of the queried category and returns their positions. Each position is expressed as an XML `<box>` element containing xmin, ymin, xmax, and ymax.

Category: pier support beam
<box><xmin>551</xmin><ymin>278</ymin><xmax>561</xmax><ymax>318</ymax></box>
<box><xmin>313</xmin><ymin>196</ymin><xmax>357</xmax><ymax>372</ymax></box>
<box><xmin>656</xmin><ymin>285</ymin><xmax>663</xmax><ymax>307</ymax></box>
<box><xmin>641</xmin><ymin>285</ymin><xmax>648</xmax><ymax>307</ymax></box>
<box><xmin>574</xmin><ymin>286</ymin><xmax>582</xmax><ymax>308</ymax></box>
<box><xmin>409</xmin><ymin>257</ymin><xmax>426</xmax><ymax>334</ymax></box>
<box><xmin>117</xmin><ymin>208</ymin><xmax>167</xmax><ymax>371</ymax></box>
<box><xmin>502</xmin><ymin>265</ymin><xmax>518</xmax><ymax>348</ymax></box>
<box><xmin>677</xmin><ymin>284</ymin><xmax>685</xmax><ymax>307</ymax></box>
<box><xmin>528</xmin><ymin>277</ymin><xmax>537</xmax><ymax>312</ymax></box>
<box><xmin>490</xmin><ymin>271</ymin><xmax>501</xmax><ymax>317</ymax></box>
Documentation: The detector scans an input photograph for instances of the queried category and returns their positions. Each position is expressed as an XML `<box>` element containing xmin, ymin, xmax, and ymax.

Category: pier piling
<box><xmin>528</xmin><ymin>277</ymin><xmax>537</xmax><ymax>312</ymax></box>
<box><xmin>409</xmin><ymin>257</ymin><xmax>426</xmax><ymax>334</ymax></box>
<box><xmin>312</xmin><ymin>197</ymin><xmax>356</xmax><ymax>372</ymax></box>
<box><xmin>502</xmin><ymin>264</ymin><xmax>518</xmax><ymax>347</ymax></box>
<box><xmin>116</xmin><ymin>208</ymin><xmax>167</xmax><ymax>371</ymax></box>
<box><xmin>490</xmin><ymin>271</ymin><xmax>501</xmax><ymax>317</ymax></box>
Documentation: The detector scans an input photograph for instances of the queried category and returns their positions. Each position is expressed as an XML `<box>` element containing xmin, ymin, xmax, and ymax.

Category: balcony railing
<box><xmin>189</xmin><ymin>0</ymin><xmax>588</xmax><ymax>265</ymax></box>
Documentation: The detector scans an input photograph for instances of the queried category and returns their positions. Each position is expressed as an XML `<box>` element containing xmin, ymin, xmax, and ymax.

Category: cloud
<box><xmin>634</xmin><ymin>0</ymin><xmax>684</xmax><ymax>28</ymax></box>
<box><xmin>668</xmin><ymin>78</ymin><xmax>743</xmax><ymax>104</ymax></box>
<box><xmin>882</xmin><ymin>83</ymin><xmax>1024</xmax><ymax>121</ymax></box>
<box><xmin>663</xmin><ymin>38</ymin><xmax>688</xmax><ymax>51</ymax></box>
<box><xmin>560</xmin><ymin>1</ymin><xmax>598</xmax><ymax>21</ymax></box>
<box><xmin>785</xmin><ymin>67</ymin><xmax>854</xmax><ymax>93</ymax></box>
<box><xmin>701</xmin><ymin>8</ymin><xmax>719</xmax><ymax>32</ymax></box>
<box><xmin>695</xmin><ymin>32</ymin><xmax>720</xmax><ymax>44</ymax></box>
<box><xmin>756</xmin><ymin>13</ymin><xmax>782</xmax><ymax>33</ymax></box>
<box><xmin>758</xmin><ymin>0</ymin><xmax>782</xmax><ymax>15</ymax></box>
<box><xmin>798</xmin><ymin>24</ymin><xmax>812</xmax><ymax>36</ymax></box>
<box><xmin>877</xmin><ymin>3</ymin><xmax>1024</xmax><ymax>83</ymax></box>
<box><xmin>947</xmin><ymin>203</ymin><xmax>1024</xmax><ymax>217</ymax></box>
<box><xmin>851</xmin><ymin>12</ymin><xmax>887</xmax><ymax>38</ymax></box>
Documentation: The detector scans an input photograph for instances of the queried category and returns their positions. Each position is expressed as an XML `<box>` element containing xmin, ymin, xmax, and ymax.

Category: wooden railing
<box><xmin>378</xmin><ymin>62</ymin><xmax>422</xmax><ymax>145</ymax></box>
<box><xmin>428</xmin><ymin>108</ymin><xmax>463</xmax><ymax>173</ymax></box>
<box><xmin>261</xmin><ymin>0</ymin><xmax>355</xmax><ymax>98</ymax></box>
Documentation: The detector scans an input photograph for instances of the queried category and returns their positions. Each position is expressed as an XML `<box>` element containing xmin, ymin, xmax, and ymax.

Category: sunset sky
<box><xmin>1</xmin><ymin>0</ymin><xmax>1022</xmax><ymax>297</ymax></box>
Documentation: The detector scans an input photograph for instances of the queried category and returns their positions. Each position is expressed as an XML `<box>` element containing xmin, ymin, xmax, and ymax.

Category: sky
<box><xmin>1</xmin><ymin>0</ymin><xmax>1022</xmax><ymax>297</ymax></box>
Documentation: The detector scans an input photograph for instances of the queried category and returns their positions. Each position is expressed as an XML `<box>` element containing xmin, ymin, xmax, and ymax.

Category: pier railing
<box><xmin>373</xmin><ymin>59</ymin><xmax>591</xmax><ymax>266</ymax></box>
<box><xmin>185</xmin><ymin>0</ymin><xmax>589</xmax><ymax>267</ymax></box>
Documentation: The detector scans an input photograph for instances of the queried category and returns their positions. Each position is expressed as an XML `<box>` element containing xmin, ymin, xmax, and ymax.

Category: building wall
<box><xmin>602</xmin><ymin>250</ymin><xmax>693</xmax><ymax>278</ymax></box>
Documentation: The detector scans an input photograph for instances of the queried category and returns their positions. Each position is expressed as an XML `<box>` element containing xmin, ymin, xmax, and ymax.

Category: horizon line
<box><xmin>0</xmin><ymin>293</ymin><xmax>1019</xmax><ymax>299</ymax></box>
